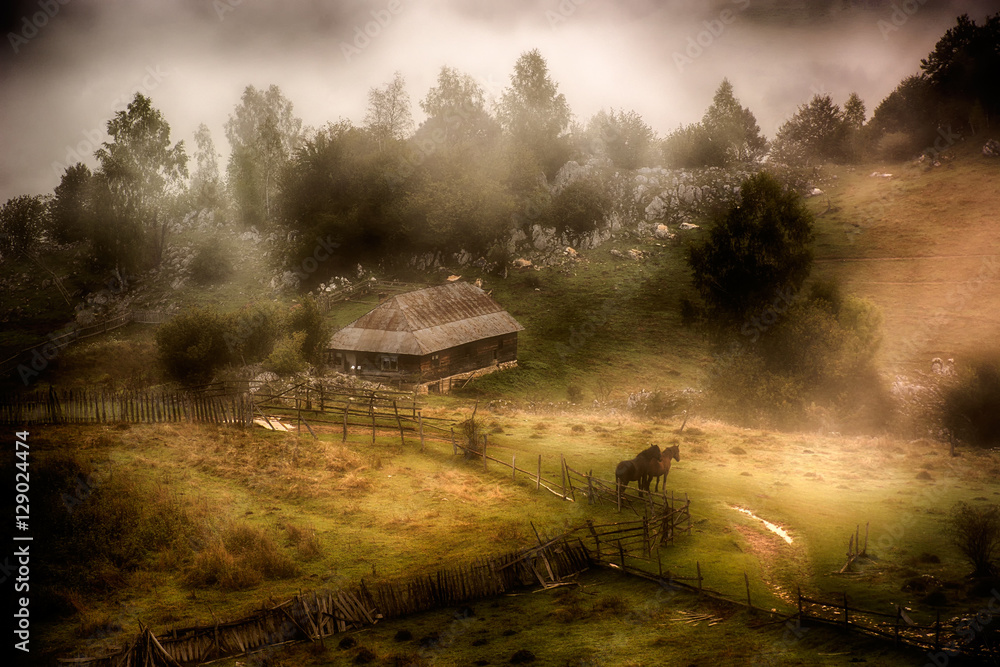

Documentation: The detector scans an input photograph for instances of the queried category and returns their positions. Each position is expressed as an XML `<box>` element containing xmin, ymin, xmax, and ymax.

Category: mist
<box><xmin>0</xmin><ymin>0</ymin><xmax>994</xmax><ymax>202</ymax></box>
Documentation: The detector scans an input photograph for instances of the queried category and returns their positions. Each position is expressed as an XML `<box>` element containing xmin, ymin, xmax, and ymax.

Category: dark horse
<box><xmin>641</xmin><ymin>444</ymin><xmax>680</xmax><ymax>492</ymax></box>
<box><xmin>615</xmin><ymin>444</ymin><xmax>662</xmax><ymax>493</ymax></box>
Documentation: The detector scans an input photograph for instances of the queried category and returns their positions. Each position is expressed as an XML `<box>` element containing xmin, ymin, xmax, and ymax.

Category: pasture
<box><xmin>31</xmin><ymin>399</ymin><xmax>997</xmax><ymax>665</ymax></box>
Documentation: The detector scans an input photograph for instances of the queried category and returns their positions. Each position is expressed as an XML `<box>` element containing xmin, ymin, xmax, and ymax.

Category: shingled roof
<box><xmin>328</xmin><ymin>282</ymin><xmax>524</xmax><ymax>356</ymax></box>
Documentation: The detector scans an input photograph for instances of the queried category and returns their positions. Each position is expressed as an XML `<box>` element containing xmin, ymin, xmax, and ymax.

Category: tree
<box><xmin>365</xmin><ymin>71</ymin><xmax>414</xmax><ymax>151</ymax></box>
<box><xmin>921</xmin><ymin>14</ymin><xmax>1000</xmax><ymax>134</ymax></box>
<box><xmin>497</xmin><ymin>49</ymin><xmax>571</xmax><ymax>178</ymax></box>
<box><xmin>191</xmin><ymin>124</ymin><xmax>223</xmax><ymax>210</ymax></box>
<box><xmin>225</xmin><ymin>85</ymin><xmax>302</xmax><ymax>226</ymax></box>
<box><xmin>93</xmin><ymin>93</ymin><xmax>187</xmax><ymax>276</ymax></box>
<box><xmin>585</xmin><ymin>109</ymin><xmax>655</xmax><ymax>170</ymax></box>
<box><xmin>841</xmin><ymin>93</ymin><xmax>866</xmax><ymax>162</ymax></box>
<box><xmin>418</xmin><ymin>66</ymin><xmax>497</xmax><ymax>148</ymax></box>
<box><xmin>49</xmin><ymin>163</ymin><xmax>92</xmax><ymax>244</ymax></box>
<box><xmin>0</xmin><ymin>195</ymin><xmax>47</xmax><ymax>258</ymax></box>
<box><xmin>702</xmin><ymin>79</ymin><xmax>769</xmax><ymax>166</ymax></box>
<box><xmin>951</xmin><ymin>502</ymin><xmax>1000</xmax><ymax>577</ymax></box>
<box><xmin>548</xmin><ymin>178</ymin><xmax>609</xmax><ymax>236</ymax></box>
<box><xmin>771</xmin><ymin>94</ymin><xmax>845</xmax><ymax>165</ymax></box>
<box><xmin>688</xmin><ymin>171</ymin><xmax>814</xmax><ymax>326</ymax></box>
<box><xmin>942</xmin><ymin>359</ymin><xmax>1000</xmax><ymax>448</ymax></box>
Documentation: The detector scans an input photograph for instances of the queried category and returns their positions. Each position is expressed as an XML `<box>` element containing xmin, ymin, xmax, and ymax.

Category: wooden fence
<box><xmin>62</xmin><ymin>535</ymin><xmax>593</xmax><ymax>667</ymax></box>
<box><xmin>0</xmin><ymin>309</ymin><xmax>171</xmax><ymax>379</ymax></box>
<box><xmin>0</xmin><ymin>388</ymin><xmax>253</xmax><ymax>426</ymax></box>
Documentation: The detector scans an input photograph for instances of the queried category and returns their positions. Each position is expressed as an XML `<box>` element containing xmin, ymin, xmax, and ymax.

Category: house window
<box><xmin>380</xmin><ymin>355</ymin><xmax>398</xmax><ymax>371</ymax></box>
<box><xmin>334</xmin><ymin>352</ymin><xmax>344</xmax><ymax>369</ymax></box>
<box><xmin>431</xmin><ymin>354</ymin><xmax>440</xmax><ymax>366</ymax></box>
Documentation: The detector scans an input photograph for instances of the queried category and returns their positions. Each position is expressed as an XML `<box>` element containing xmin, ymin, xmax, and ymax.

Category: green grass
<box><xmin>32</xmin><ymin>408</ymin><xmax>1000</xmax><ymax>664</ymax></box>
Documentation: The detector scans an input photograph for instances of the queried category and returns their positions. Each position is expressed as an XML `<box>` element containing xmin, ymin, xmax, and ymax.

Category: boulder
<box><xmin>654</xmin><ymin>224</ymin><xmax>672</xmax><ymax>240</ymax></box>
<box><xmin>644</xmin><ymin>195</ymin><xmax>668</xmax><ymax>221</ymax></box>
<box><xmin>627</xmin><ymin>248</ymin><xmax>644</xmax><ymax>261</ymax></box>
<box><xmin>512</xmin><ymin>258</ymin><xmax>533</xmax><ymax>269</ymax></box>
<box><xmin>983</xmin><ymin>139</ymin><xmax>1000</xmax><ymax>157</ymax></box>
<box><xmin>564</xmin><ymin>246</ymin><xmax>578</xmax><ymax>258</ymax></box>
<box><xmin>677</xmin><ymin>222</ymin><xmax>700</xmax><ymax>231</ymax></box>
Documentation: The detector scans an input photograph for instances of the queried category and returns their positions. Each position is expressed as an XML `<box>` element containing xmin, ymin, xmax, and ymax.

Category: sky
<box><xmin>0</xmin><ymin>0</ymin><xmax>997</xmax><ymax>203</ymax></box>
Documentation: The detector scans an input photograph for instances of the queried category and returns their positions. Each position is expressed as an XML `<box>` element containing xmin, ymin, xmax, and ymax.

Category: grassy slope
<box><xmin>21</xmin><ymin>147</ymin><xmax>1000</xmax><ymax>665</ymax></box>
<box><xmin>37</xmin><ymin>407</ymin><xmax>995</xmax><ymax>665</ymax></box>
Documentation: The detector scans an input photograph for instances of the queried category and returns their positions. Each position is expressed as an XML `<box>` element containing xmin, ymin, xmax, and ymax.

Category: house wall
<box><xmin>328</xmin><ymin>333</ymin><xmax>518</xmax><ymax>382</ymax></box>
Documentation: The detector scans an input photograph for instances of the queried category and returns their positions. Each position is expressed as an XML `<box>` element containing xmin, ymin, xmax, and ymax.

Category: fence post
<box><xmin>393</xmin><ymin>401</ymin><xmax>405</xmax><ymax>446</ymax></box>
<box><xmin>894</xmin><ymin>605</ymin><xmax>900</xmax><ymax>646</ymax></box>
<box><xmin>536</xmin><ymin>455</ymin><xmax>541</xmax><ymax>491</ymax></box>
<box><xmin>451</xmin><ymin>427</ymin><xmax>457</xmax><ymax>455</ymax></box>
<box><xmin>560</xmin><ymin>454</ymin><xmax>566</xmax><ymax>500</ymax></box>
<box><xmin>482</xmin><ymin>434</ymin><xmax>488</xmax><ymax>471</ymax></box>
<box><xmin>843</xmin><ymin>592</ymin><xmax>849</xmax><ymax>628</ymax></box>
<box><xmin>418</xmin><ymin>412</ymin><xmax>424</xmax><ymax>452</ymax></box>
<box><xmin>797</xmin><ymin>585</ymin><xmax>803</xmax><ymax>620</ymax></box>
<box><xmin>745</xmin><ymin>572</ymin><xmax>753</xmax><ymax>611</ymax></box>
<box><xmin>371</xmin><ymin>411</ymin><xmax>376</xmax><ymax>444</ymax></box>
<box><xmin>343</xmin><ymin>407</ymin><xmax>348</xmax><ymax>442</ymax></box>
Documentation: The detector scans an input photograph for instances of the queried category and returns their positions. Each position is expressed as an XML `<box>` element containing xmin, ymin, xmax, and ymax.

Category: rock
<box><xmin>677</xmin><ymin>222</ymin><xmax>700</xmax><ymax>231</ymax></box>
<box><xmin>644</xmin><ymin>195</ymin><xmax>668</xmax><ymax>221</ymax></box>
<box><xmin>447</xmin><ymin>274</ymin><xmax>461</xmax><ymax>282</ymax></box>
<box><xmin>455</xmin><ymin>249</ymin><xmax>472</xmax><ymax>266</ymax></box>
<box><xmin>512</xmin><ymin>258</ymin><xmax>533</xmax><ymax>269</ymax></box>
<box><xmin>627</xmin><ymin>248</ymin><xmax>644</xmax><ymax>261</ymax></box>
<box><xmin>654</xmin><ymin>224</ymin><xmax>672</xmax><ymax>240</ymax></box>
<box><xmin>870</xmin><ymin>171</ymin><xmax>892</xmax><ymax>178</ymax></box>
<box><xmin>564</xmin><ymin>246</ymin><xmax>578</xmax><ymax>258</ymax></box>
<box><xmin>609</xmin><ymin>249</ymin><xmax>625</xmax><ymax>259</ymax></box>
<box><xmin>75</xmin><ymin>308</ymin><xmax>96</xmax><ymax>326</ymax></box>
<box><xmin>809</xmin><ymin>187</ymin><xmax>823</xmax><ymax>197</ymax></box>
<box><xmin>983</xmin><ymin>139</ymin><xmax>1000</xmax><ymax>157</ymax></box>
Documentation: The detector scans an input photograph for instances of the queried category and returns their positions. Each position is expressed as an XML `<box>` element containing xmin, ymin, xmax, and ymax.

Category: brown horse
<box><xmin>641</xmin><ymin>444</ymin><xmax>680</xmax><ymax>492</ymax></box>
<box><xmin>616</xmin><ymin>444</ymin><xmax>662</xmax><ymax>494</ymax></box>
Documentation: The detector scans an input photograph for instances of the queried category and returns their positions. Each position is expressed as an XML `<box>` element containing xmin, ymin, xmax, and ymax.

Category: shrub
<box><xmin>189</xmin><ymin>239</ymin><xmax>233</xmax><ymax>285</ymax></box>
<box><xmin>951</xmin><ymin>502</ymin><xmax>1000</xmax><ymax>576</ymax></box>
<box><xmin>942</xmin><ymin>359</ymin><xmax>1000</xmax><ymax>448</ymax></box>
<box><xmin>224</xmin><ymin>303</ymin><xmax>283</xmax><ymax>364</ymax></box>
<box><xmin>286</xmin><ymin>296</ymin><xmax>330</xmax><ymax>365</ymax></box>
<box><xmin>877</xmin><ymin>131</ymin><xmax>917</xmax><ymax>161</ymax></box>
<box><xmin>265</xmin><ymin>331</ymin><xmax>307</xmax><ymax>376</ymax></box>
<box><xmin>156</xmin><ymin>307</ymin><xmax>230</xmax><ymax>385</ymax></box>
<box><xmin>185</xmin><ymin>522</ymin><xmax>297</xmax><ymax>590</ymax></box>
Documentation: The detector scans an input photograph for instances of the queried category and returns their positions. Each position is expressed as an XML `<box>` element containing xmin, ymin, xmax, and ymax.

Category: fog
<box><xmin>0</xmin><ymin>0</ymin><xmax>995</xmax><ymax>202</ymax></box>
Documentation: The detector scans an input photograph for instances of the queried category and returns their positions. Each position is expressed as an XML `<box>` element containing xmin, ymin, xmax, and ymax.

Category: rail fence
<box><xmin>0</xmin><ymin>309</ymin><xmax>171</xmax><ymax>379</ymax></box>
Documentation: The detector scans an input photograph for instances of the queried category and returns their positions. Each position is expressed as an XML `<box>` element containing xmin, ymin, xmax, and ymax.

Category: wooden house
<box><xmin>327</xmin><ymin>282</ymin><xmax>523</xmax><ymax>387</ymax></box>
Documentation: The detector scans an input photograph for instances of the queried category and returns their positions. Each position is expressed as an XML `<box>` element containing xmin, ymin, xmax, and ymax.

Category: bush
<box><xmin>189</xmin><ymin>239</ymin><xmax>233</xmax><ymax>285</ymax></box>
<box><xmin>943</xmin><ymin>359</ymin><xmax>1000</xmax><ymax>448</ymax></box>
<box><xmin>286</xmin><ymin>296</ymin><xmax>330</xmax><ymax>365</ymax></box>
<box><xmin>156</xmin><ymin>308</ymin><xmax>230</xmax><ymax>385</ymax></box>
<box><xmin>547</xmin><ymin>178</ymin><xmax>610</xmax><ymax>236</ymax></box>
<box><xmin>265</xmin><ymin>332</ymin><xmax>307</xmax><ymax>376</ymax></box>
<box><xmin>877</xmin><ymin>132</ymin><xmax>917</xmax><ymax>161</ymax></box>
<box><xmin>951</xmin><ymin>502</ymin><xmax>1000</xmax><ymax>576</ymax></box>
<box><xmin>224</xmin><ymin>303</ymin><xmax>283</xmax><ymax>364</ymax></box>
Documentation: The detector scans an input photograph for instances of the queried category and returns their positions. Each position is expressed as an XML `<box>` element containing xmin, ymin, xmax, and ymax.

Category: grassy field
<box><xmin>10</xmin><ymin>146</ymin><xmax>1000</xmax><ymax>665</ymax></box>
<box><xmin>31</xmin><ymin>402</ymin><xmax>998</xmax><ymax>665</ymax></box>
